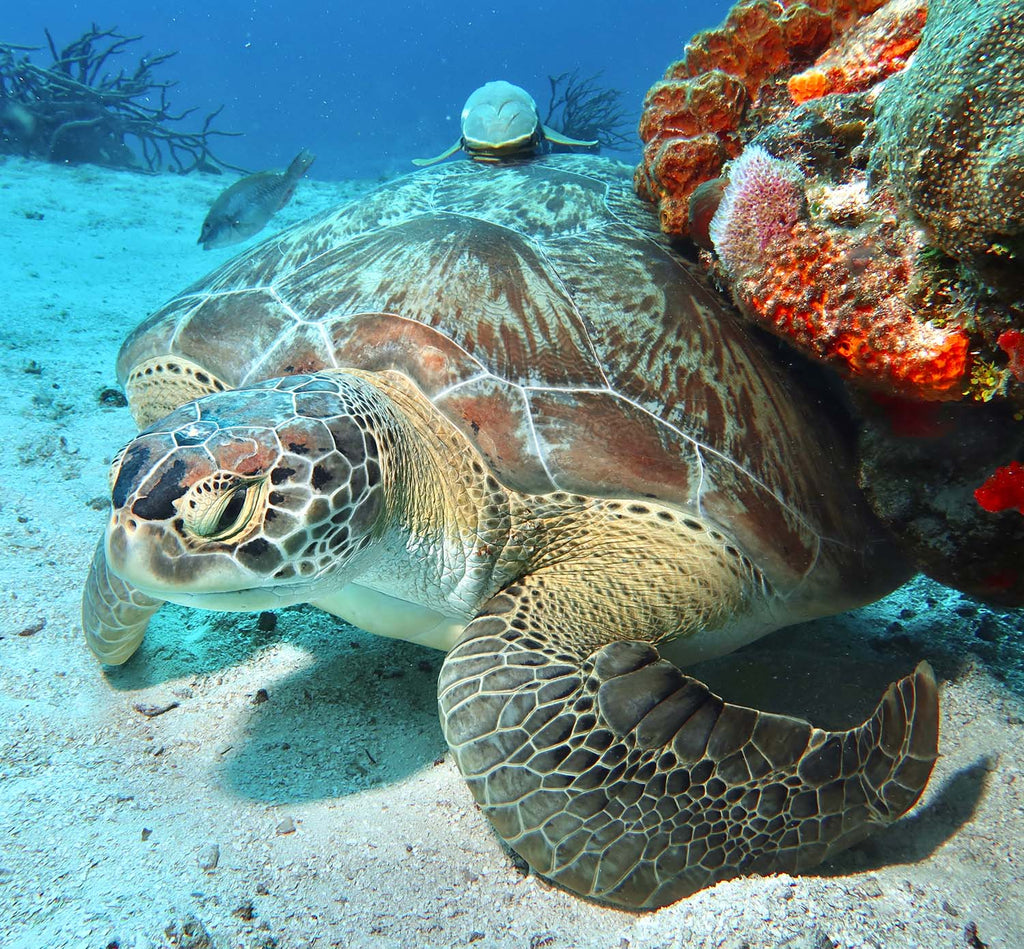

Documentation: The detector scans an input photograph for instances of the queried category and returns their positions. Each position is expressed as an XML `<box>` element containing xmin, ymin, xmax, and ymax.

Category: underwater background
<box><xmin>1</xmin><ymin>1</ymin><xmax>1022</xmax><ymax>947</ymax></box>
<box><xmin>7</xmin><ymin>0</ymin><xmax>735</xmax><ymax>177</ymax></box>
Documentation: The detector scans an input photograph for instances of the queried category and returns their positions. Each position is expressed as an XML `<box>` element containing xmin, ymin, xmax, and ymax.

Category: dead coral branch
<box><xmin>544</xmin><ymin>69</ymin><xmax>634</xmax><ymax>151</ymax></box>
<box><xmin>0</xmin><ymin>24</ymin><xmax>246</xmax><ymax>174</ymax></box>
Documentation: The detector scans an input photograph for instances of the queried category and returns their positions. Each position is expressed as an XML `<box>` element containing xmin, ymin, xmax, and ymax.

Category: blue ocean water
<box><xmin>6</xmin><ymin>1</ymin><xmax>736</xmax><ymax>179</ymax></box>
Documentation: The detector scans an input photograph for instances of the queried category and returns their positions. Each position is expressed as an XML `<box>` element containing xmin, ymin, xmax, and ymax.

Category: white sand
<box><xmin>0</xmin><ymin>156</ymin><xmax>1021</xmax><ymax>949</ymax></box>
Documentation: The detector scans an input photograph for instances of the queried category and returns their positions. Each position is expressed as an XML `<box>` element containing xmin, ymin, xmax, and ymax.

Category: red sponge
<box><xmin>975</xmin><ymin>461</ymin><xmax>1024</xmax><ymax>515</ymax></box>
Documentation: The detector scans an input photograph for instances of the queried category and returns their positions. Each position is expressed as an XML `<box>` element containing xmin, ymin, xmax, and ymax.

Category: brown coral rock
<box><xmin>683</xmin><ymin>1</ymin><xmax>793</xmax><ymax>96</ymax></box>
<box><xmin>869</xmin><ymin>0</ymin><xmax>1024</xmax><ymax>286</ymax></box>
<box><xmin>639</xmin><ymin>72</ymin><xmax>749</xmax><ymax>142</ymax></box>
<box><xmin>637</xmin><ymin>134</ymin><xmax>736</xmax><ymax>234</ymax></box>
<box><xmin>859</xmin><ymin>399</ymin><xmax>1024</xmax><ymax>606</ymax></box>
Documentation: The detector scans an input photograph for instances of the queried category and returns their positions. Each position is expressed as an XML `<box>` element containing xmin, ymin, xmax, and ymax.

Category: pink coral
<box><xmin>708</xmin><ymin>146</ymin><xmax>805</xmax><ymax>278</ymax></box>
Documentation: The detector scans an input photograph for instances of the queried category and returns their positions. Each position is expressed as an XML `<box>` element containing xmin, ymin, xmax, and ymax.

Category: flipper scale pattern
<box><xmin>439</xmin><ymin>582</ymin><xmax>939</xmax><ymax>909</ymax></box>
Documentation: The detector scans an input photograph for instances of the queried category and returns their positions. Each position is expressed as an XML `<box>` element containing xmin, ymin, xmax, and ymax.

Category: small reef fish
<box><xmin>198</xmin><ymin>149</ymin><xmax>316</xmax><ymax>249</ymax></box>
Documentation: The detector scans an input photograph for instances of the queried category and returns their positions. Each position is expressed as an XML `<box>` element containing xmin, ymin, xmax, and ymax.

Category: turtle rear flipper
<box><xmin>82</xmin><ymin>539</ymin><xmax>163</xmax><ymax>665</ymax></box>
<box><xmin>438</xmin><ymin>579</ymin><xmax>938</xmax><ymax>910</ymax></box>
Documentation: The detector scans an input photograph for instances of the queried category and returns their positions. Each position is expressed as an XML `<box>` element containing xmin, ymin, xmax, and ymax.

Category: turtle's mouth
<box><xmin>104</xmin><ymin>515</ymin><xmax>334</xmax><ymax>613</ymax></box>
<box><xmin>112</xmin><ymin>560</ymin><xmax>320</xmax><ymax>614</ymax></box>
<box><xmin>104</xmin><ymin>515</ymin><xmax>262</xmax><ymax>599</ymax></box>
<box><xmin>159</xmin><ymin>586</ymin><xmax>301</xmax><ymax>612</ymax></box>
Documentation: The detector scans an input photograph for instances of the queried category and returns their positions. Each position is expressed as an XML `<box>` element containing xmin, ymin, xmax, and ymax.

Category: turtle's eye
<box><xmin>181</xmin><ymin>473</ymin><xmax>268</xmax><ymax>543</ymax></box>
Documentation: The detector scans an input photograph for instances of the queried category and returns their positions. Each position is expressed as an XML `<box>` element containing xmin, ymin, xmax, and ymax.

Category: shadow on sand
<box><xmin>102</xmin><ymin>602</ymin><xmax>447</xmax><ymax>799</ymax></box>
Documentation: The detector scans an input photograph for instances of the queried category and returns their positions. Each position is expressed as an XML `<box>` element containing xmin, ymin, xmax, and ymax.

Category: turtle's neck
<box><xmin>342</xmin><ymin>368</ymin><xmax>522</xmax><ymax>619</ymax></box>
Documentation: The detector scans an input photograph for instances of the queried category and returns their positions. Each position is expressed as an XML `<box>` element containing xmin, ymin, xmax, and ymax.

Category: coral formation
<box><xmin>708</xmin><ymin>143</ymin><xmax>970</xmax><ymax>400</ymax></box>
<box><xmin>635</xmin><ymin>0</ymin><xmax>887</xmax><ymax>237</ymax></box>
<box><xmin>543</xmin><ymin>70</ymin><xmax>632</xmax><ymax>152</ymax></box>
<box><xmin>858</xmin><ymin>400</ymin><xmax>1024</xmax><ymax>605</ymax></box>
<box><xmin>640</xmin><ymin>0</ymin><xmax>1023</xmax><ymax>408</ymax></box>
<box><xmin>636</xmin><ymin>0</ymin><xmax>1024</xmax><ymax>602</ymax></box>
<box><xmin>787</xmin><ymin>0</ymin><xmax>926</xmax><ymax>103</ymax></box>
<box><xmin>869</xmin><ymin>0</ymin><xmax>1024</xmax><ymax>290</ymax></box>
<box><xmin>635</xmin><ymin>70</ymin><xmax>746</xmax><ymax>234</ymax></box>
<box><xmin>0</xmin><ymin>25</ymin><xmax>243</xmax><ymax>173</ymax></box>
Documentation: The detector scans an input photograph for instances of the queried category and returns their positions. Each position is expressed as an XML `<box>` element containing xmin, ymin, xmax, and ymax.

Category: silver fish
<box><xmin>198</xmin><ymin>149</ymin><xmax>316</xmax><ymax>249</ymax></box>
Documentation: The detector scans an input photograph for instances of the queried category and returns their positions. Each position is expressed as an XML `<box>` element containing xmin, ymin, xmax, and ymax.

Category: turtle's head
<box><xmin>460</xmin><ymin>80</ymin><xmax>541</xmax><ymax>162</ymax></box>
<box><xmin>103</xmin><ymin>372</ymin><xmax>392</xmax><ymax>612</ymax></box>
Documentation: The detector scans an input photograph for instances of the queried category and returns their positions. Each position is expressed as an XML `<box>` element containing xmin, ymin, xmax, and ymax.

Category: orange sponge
<box><xmin>788</xmin><ymin>0</ymin><xmax>926</xmax><ymax>103</ymax></box>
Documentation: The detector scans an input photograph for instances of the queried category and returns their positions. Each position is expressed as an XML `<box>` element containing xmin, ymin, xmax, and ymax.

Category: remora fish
<box><xmin>198</xmin><ymin>149</ymin><xmax>316</xmax><ymax>249</ymax></box>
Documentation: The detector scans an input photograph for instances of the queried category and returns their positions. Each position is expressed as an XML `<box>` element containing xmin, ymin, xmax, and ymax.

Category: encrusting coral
<box><xmin>859</xmin><ymin>400</ymin><xmax>1024</xmax><ymax>605</ymax></box>
<box><xmin>0</xmin><ymin>24</ymin><xmax>243</xmax><ymax>173</ymax></box>
<box><xmin>999</xmin><ymin>332</ymin><xmax>1024</xmax><ymax>384</ymax></box>
<box><xmin>869</xmin><ymin>0</ymin><xmax>1024</xmax><ymax>292</ymax></box>
<box><xmin>638</xmin><ymin>0</ymin><xmax>1022</xmax><ymax>409</ymax></box>
<box><xmin>787</xmin><ymin>0</ymin><xmax>926</xmax><ymax>103</ymax></box>
<box><xmin>707</xmin><ymin>144</ymin><xmax>970</xmax><ymax>401</ymax></box>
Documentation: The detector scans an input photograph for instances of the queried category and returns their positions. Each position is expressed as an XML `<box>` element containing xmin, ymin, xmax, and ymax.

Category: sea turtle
<box><xmin>82</xmin><ymin>155</ymin><xmax>938</xmax><ymax>909</ymax></box>
<box><xmin>412</xmin><ymin>80</ymin><xmax>598</xmax><ymax>166</ymax></box>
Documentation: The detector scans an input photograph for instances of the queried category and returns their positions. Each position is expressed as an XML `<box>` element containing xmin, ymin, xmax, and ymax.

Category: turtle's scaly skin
<box><xmin>441</xmin><ymin>607</ymin><xmax>936</xmax><ymax>906</ymax></box>
<box><xmin>85</xmin><ymin>156</ymin><xmax>936</xmax><ymax>908</ymax></box>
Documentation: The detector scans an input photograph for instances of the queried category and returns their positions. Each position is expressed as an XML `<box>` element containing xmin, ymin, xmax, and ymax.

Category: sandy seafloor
<box><xmin>0</xmin><ymin>155</ymin><xmax>1021</xmax><ymax>949</ymax></box>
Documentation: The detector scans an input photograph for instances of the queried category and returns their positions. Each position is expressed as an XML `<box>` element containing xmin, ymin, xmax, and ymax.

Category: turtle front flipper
<box><xmin>123</xmin><ymin>355</ymin><xmax>229</xmax><ymax>429</ymax></box>
<box><xmin>540</xmin><ymin>124</ymin><xmax>598</xmax><ymax>149</ymax></box>
<box><xmin>82</xmin><ymin>538</ymin><xmax>163</xmax><ymax>665</ymax></box>
<box><xmin>438</xmin><ymin>579</ymin><xmax>939</xmax><ymax>909</ymax></box>
<box><xmin>411</xmin><ymin>140</ymin><xmax>463</xmax><ymax>167</ymax></box>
